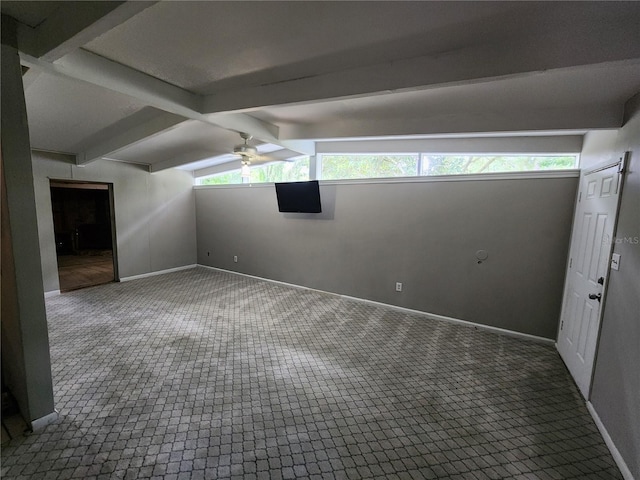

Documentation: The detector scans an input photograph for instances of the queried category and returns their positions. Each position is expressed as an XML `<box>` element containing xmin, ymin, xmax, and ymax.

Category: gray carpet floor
<box><xmin>1</xmin><ymin>267</ymin><xmax>622</xmax><ymax>479</ymax></box>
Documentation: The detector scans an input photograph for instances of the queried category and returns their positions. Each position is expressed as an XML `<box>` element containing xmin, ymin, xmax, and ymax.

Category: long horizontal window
<box><xmin>319</xmin><ymin>153</ymin><xmax>577</xmax><ymax>180</ymax></box>
<box><xmin>195</xmin><ymin>153</ymin><xmax>578</xmax><ymax>185</ymax></box>
<box><xmin>197</xmin><ymin>157</ymin><xmax>310</xmax><ymax>185</ymax></box>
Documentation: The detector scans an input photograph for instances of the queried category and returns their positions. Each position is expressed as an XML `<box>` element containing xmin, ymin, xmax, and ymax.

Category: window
<box><xmin>249</xmin><ymin>157</ymin><xmax>310</xmax><ymax>183</ymax></box>
<box><xmin>197</xmin><ymin>153</ymin><xmax>578</xmax><ymax>185</ymax></box>
<box><xmin>421</xmin><ymin>155</ymin><xmax>577</xmax><ymax>176</ymax></box>
<box><xmin>321</xmin><ymin>154</ymin><xmax>419</xmax><ymax>180</ymax></box>
<box><xmin>197</xmin><ymin>157</ymin><xmax>310</xmax><ymax>185</ymax></box>
<box><xmin>317</xmin><ymin>153</ymin><xmax>577</xmax><ymax>181</ymax></box>
<box><xmin>198</xmin><ymin>170</ymin><xmax>243</xmax><ymax>185</ymax></box>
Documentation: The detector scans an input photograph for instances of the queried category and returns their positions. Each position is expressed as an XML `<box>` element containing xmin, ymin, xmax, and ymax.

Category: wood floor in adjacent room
<box><xmin>0</xmin><ymin>267</ymin><xmax>622</xmax><ymax>479</ymax></box>
<box><xmin>56</xmin><ymin>251</ymin><xmax>114</xmax><ymax>291</ymax></box>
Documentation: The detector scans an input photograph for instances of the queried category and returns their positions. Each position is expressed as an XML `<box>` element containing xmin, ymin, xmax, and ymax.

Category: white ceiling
<box><xmin>3</xmin><ymin>1</ymin><xmax>640</xmax><ymax>174</ymax></box>
<box><xmin>25</xmin><ymin>71</ymin><xmax>148</xmax><ymax>153</ymax></box>
<box><xmin>254</xmin><ymin>62</ymin><xmax>640</xmax><ymax>138</ymax></box>
<box><xmin>83</xmin><ymin>1</ymin><xmax>520</xmax><ymax>93</ymax></box>
<box><xmin>108</xmin><ymin>120</ymin><xmax>240</xmax><ymax>166</ymax></box>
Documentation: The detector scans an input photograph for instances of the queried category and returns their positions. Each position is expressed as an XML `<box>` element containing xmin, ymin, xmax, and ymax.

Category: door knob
<box><xmin>588</xmin><ymin>293</ymin><xmax>602</xmax><ymax>302</ymax></box>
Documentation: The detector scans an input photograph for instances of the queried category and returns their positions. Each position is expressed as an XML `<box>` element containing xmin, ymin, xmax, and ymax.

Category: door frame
<box><xmin>48</xmin><ymin>178</ymin><xmax>119</xmax><ymax>283</ymax></box>
<box><xmin>557</xmin><ymin>152</ymin><xmax>628</xmax><ymax>399</ymax></box>
<box><xmin>107</xmin><ymin>183</ymin><xmax>119</xmax><ymax>281</ymax></box>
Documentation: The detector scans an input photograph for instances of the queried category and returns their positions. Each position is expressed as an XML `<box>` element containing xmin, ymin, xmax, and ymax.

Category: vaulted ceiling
<box><xmin>3</xmin><ymin>1</ymin><xmax>640</xmax><ymax>175</ymax></box>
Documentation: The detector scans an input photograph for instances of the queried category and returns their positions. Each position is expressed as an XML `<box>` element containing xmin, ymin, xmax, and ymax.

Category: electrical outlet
<box><xmin>233</xmin><ymin>255</ymin><xmax>238</xmax><ymax>263</ymax></box>
<box><xmin>395</xmin><ymin>282</ymin><xmax>403</xmax><ymax>292</ymax></box>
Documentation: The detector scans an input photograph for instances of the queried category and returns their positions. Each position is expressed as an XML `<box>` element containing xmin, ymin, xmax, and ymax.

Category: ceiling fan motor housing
<box><xmin>233</xmin><ymin>144</ymin><xmax>258</xmax><ymax>157</ymax></box>
<box><xmin>234</xmin><ymin>132</ymin><xmax>257</xmax><ymax>158</ymax></box>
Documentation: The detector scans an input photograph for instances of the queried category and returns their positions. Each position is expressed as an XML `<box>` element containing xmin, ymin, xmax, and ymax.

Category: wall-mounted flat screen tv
<box><xmin>275</xmin><ymin>180</ymin><xmax>322</xmax><ymax>213</ymax></box>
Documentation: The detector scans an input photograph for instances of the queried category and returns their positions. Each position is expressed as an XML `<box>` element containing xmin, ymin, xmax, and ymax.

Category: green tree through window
<box><xmin>197</xmin><ymin>154</ymin><xmax>577</xmax><ymax>185</ymax></box>
<box><xmin>321</xmin><ymin>154</ymin><xmax>419</xmax><ymax>180</ymax></box>
<box><xmin>421</xmin><ymin>155</ymin><xmax>576</xmax><ymax>176</ymax></box>
<box><xmin>249</xmin><ymin>157</ymin><xmax>310</xmax><ymax>183</ymax></box>
<box><xmin>199</xmin><ymin>170</ymin><xmax>242</xmax><ymax>185</ymax></box>
<box><xmin>198</xmin><ymin>157</ymin><xmax>310</xmax><ymax>185</ymax></box>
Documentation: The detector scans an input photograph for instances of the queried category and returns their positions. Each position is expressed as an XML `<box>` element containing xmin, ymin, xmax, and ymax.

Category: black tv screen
<box><xmin>275</xmin><ymin>180</ymin><xmax>322</xmax><ymax>213</ymax></box>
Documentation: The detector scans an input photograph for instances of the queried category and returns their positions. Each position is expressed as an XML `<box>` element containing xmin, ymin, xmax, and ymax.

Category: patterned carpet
<box><xmin>1</xmin><ymin>267</ymin><xmax>621</xmax><ymax>479</ymax></box>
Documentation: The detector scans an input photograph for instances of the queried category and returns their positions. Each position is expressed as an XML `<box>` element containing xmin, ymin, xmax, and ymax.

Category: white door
<box><xmin>557</xmin><ymin>161</ymin><xmax>623</xmax><ymax>399</ymax></box>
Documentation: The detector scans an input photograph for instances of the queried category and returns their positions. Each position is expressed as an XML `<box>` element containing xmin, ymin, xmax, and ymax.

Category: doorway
<box><xmin>557</xmin><ymin>159</ymin><xmax>624</xmax><ymax>398</ymax></box>
<box><xmin>50</xmin><ymin>180</ymin><xmax>117</xmax><ymax>291</ymax></box>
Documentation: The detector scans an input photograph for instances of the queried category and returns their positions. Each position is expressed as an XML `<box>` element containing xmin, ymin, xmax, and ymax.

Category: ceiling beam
<box><xmin>20</xmin><ymin>49</ymin><xmax>311</xmax><ymax>156</ymax></box>
<box><xmin>75</xmin><ymin>109</ymin><xmax>187</xmax><ymax>166</ymax></box>
<box><xmin>201</xmin><ymin>12</ymin><xmax>640</xmax><ymax>114</ymax></box>
<box><xmin>16</xmin><ymin>2</ymin><xmax>157</xmax><ymax>61</ymax></box>
<box><xmin>151</xmin><ymin>147</ymin><xmax>304</xmax><ymax>174</ymax></box>
<box><xmin>23</xmin><ymin>49</ymin><xmax>201</xmax><ymax>114</ymax></box>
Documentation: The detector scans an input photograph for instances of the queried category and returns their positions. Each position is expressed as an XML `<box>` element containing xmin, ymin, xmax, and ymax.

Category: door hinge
<box><xmin>560</xmin><ymin>320</ymin><xmax>564</xmax><ymax>330</ymax></box>
<box><xmin>569</xmin><ymin>258</ymin><xmax>572</xmax><ymax>268</ymax></box>
<box><xmin>618</xmin><ymin>152</ymin><xmax>629</xmax><ymax>173</ymax></box>
<box><xmin>578</xmin><ymin>191</ymin><xmax>582</xmax><ymax>202</ymax></box>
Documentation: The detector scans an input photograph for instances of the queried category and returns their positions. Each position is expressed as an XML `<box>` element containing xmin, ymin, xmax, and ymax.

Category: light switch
<box><xmin>611</xmin><ymin>253</ymin><xmax>621</xmax><ymax>271</ymax></box>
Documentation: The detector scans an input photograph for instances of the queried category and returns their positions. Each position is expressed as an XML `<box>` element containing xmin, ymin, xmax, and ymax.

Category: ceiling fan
<box><xmin>232</xmin><ymin>132</ymin><xmax>295</xmax><ymax>180</ymax></box>
<box><xmin>233</xmin><ymin>132</ymin><xmax>258</xmax><ymax>179</ymax></box>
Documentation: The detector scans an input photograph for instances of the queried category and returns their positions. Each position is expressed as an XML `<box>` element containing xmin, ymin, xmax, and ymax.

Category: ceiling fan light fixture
<box><xmin>240</xmin><ymin>160</ymin><xmax>251</xmax><ymax>179</ymax></box>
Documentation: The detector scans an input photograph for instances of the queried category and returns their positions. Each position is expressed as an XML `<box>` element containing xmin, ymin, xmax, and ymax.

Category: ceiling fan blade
<box><xmin>250</xmin><ymin>153</ymin><xmax>297</xmax><ymax>165</ymax></box>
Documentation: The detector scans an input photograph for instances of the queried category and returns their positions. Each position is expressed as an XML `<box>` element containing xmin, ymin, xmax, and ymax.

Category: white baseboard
<box><xmin>341</xmin><ymin>294</ymin><xmax>555</xmax><ymax>345</ymax></box>
<box><xmin>31</xmin><ymin>410</ymin><xmax>58</xmax><ymax>432</ymax></box>
<box><xmin>120</xmin><ymin>264</ymin><xmax>197</xmax><ymax>282</ymax></box>
<box><xmin>199</xmin><ymin>265</ymin><xmax>554</xmax><ymax>345</ymax></box>
<box><xmin>587</xmin><ymin>402</ymin><xmax>636</xmax><ymax>480</ymax></box>
<box><xmin>199</xmin><ymin>264</ymin><xmax>335</xmax><ymax>293</ymax></box>
<box><xmin>44</xmin><ymin>290</ymin><xmax>60</xmax><ymax>298</ymax></box>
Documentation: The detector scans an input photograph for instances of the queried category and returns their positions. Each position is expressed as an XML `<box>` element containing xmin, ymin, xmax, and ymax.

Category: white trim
<box><xmin>194</xmin><ymin>182</ymin><xmax>270</xmax><ymax>190</ymax></box>
<box><xmin>320</xmin><ymin>170</ymin><xmax>580</xmax><ymax>185</ymax></box>
<box><xmin>198</xmin><ymin>265</ymin><xmax>554</xmax><ymax>345</ymax></box>
<box><xmin>587</xmin><ymin>402</ymin><xmax>635</xmax><ymax>480</ymax></box>
<box><xmin>44</xmin><ymin>290</ymin><xmax>60</xmax><ymax>298</ymax></box>
<box><xmin>584</xmin><ymin>157</ymin><xmax>623</xmax><ymax>176</ymax></box>
<box><xmin>120</xmin><ymin>264</ymin><xmax>197</xmax><ymax>282</ymax></box>
<box><xmin>194</xmin><ymin>169</ymin><xmax>580</xmax><ymax>189</ymax></box>
<box><xmin>340</xmin><ymin>294</ymin><xmax>555</xmax><ymax>345</ymax></box>
<box><xmin>31</xmin><ymin>410</ymin><xmax>59</xmax><ymax>431</ymax></box>
<box><xmin>198</xmin><ymin>265</ymin><xmax>335</xmax><ymax>296</ymax></box>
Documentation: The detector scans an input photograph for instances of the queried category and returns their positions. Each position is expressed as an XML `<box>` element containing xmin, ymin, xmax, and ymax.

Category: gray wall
<box><xmin>590</xmin><ymin>95</ymin><xmax>640</xmax><ymax>478</ymax></box>
<box><xmin>32</xmin><ymin>152</ymin><xmax>197</xmax><ymax>292</ymax></box>
<box><xmin>196</xmin><ymin>174</ymin><xmax>578</xmax><ymax>339</ymax></box>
